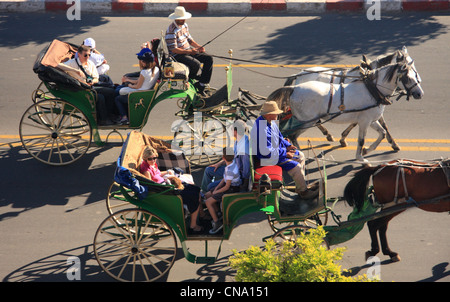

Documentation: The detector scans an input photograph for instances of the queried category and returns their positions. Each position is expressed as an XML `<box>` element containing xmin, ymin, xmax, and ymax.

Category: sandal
<box><xmin>188</xmin><ymin>226</ymin><xmax>204</xmax><ymax>235</ymax></box>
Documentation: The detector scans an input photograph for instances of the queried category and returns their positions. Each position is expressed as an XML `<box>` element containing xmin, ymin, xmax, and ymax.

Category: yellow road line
<box><xmin>300</xmin><ymin>145</ymin><xmax>450</xmax><ymax>152</ymax></box>
<box><xmin>3</xmin><ymin>134</ymin><xmax>450</xmax><ymax>144</ymax></box>
<box><xmin>215</xmin><ymin>64</ymin><xmax>359</xmax><ymax>68</ymax></box>
<box><xmin>299</xmin><ymin>137</ymin><xmax>450</xmax><ymax>144</ymax></box>
<box><xmin>132</xmin><ymin>63</ymin><xmax>359</xmax><ymax>68</ymax></box>
<box><xmin>3</xmin><ymin>135</ymin><xmax>450</xmax><ymax>152</ymax></box>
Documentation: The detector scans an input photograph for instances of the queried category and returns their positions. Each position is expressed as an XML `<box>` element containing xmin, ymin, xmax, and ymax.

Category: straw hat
<box><xmin>260</xmin><ymin>101</ymin><xmax>283</xmax><ymax>115</ymax></box>
<box><xmin>168</xmin><ymin>6</ymin><xmax>192</xmax><ymax>20</ymax></box>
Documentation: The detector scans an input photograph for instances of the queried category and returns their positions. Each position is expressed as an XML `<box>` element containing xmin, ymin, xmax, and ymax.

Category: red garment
<box><xmin>140</xmin><ymin>160</ymin><xmax>165</xmax><ymax>183</ymax></box>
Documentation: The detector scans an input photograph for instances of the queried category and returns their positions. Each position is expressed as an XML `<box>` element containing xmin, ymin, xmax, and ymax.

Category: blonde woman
<box><xmin>140</xmin><ymin>146</ymin><xmax>205</xmax><ymax>234</ymax></box>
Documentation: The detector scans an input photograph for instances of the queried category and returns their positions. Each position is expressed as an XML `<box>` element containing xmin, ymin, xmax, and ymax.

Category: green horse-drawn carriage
<box><xmin>20</xmin><ymin>38</ymin><xmax>261</xmax><ymax>167</ymax></box>
<box><xmin>92</xmin><ymin>130</ymin><xmax>347</xmax><ymax>282</ymax></box>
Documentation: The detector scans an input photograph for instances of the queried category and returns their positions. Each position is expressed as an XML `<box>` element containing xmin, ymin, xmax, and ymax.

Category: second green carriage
<box><xmin>93</xmin><ymin>130</ymin><xmax>335</xmax><ymax>282</ymax></box>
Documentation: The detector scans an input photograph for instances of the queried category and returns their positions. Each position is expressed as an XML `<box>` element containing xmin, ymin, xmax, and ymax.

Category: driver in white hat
<box><xmin>165</xmin><ymin>6</ymin><xmax>213</xmax><ymax>96</ymax></box>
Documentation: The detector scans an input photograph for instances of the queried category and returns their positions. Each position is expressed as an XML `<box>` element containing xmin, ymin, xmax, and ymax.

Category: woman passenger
<box><xmin>114</xmin><ymin>48</ymin><xmax>160</xmax><ymax>125</ymax></box>
<box><xmin>140</xmin><ymin>146</ymin><xmax>204</xmax><ymax>234</ymax></box>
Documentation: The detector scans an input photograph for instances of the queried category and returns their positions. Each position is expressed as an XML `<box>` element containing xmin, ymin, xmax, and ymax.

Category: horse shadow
<box><xmin>345</xmin><ymin>261</ymin><xmax>450</xmax><ymax>282</ymax></box>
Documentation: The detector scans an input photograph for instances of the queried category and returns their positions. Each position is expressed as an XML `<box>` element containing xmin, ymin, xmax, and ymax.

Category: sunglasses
<box><xmin>83</xmin><ymin>53</ymin><xmax>90</xmax><ymax>58</ymax></box>
<box><xmin>146</xmin><ymin>157</ymin><xmax>157</xmax><ymax>161</ymax></box>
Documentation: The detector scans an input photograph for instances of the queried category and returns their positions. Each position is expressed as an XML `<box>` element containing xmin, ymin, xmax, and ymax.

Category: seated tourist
<box><xmin>140</xmin><ymin>146</ymin><xmax>205</xmax><ymax>234</ymax></box>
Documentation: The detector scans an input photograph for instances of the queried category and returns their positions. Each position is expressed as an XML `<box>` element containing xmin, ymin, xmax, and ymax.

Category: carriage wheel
<box><xmin>172</xmin><ymin>113</ymin><xmax>229</xmax><ymax>167</ymax></box>
<box><xmin>19</xmin><ymin>99</ymin><xmax>91</xmax><ymax>165</ymax></box>
<box><xmin>93</xmin><ymin>208</ymin><xmax>178</xmax><ymax>282</ymax></box>
<box><xmin>272</xmin><ymin>225</ymin><xmax>329</xmax><ymax>250</ymax></box>
<box><xmin>31</xmin><ymin>81</ymin><xmax>52</xmax><ymax>103</ymax></box>
<box><xmin>106</xmin><ymin>182</ymin><xmax>137</xmax><ymax>218</ymax></box>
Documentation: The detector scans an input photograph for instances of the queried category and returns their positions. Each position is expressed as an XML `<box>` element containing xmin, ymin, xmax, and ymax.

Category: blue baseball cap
<box><xmin>136</xmin><ymin>48</ymin><xmax>154</xmax><ymax>62</ymax></box>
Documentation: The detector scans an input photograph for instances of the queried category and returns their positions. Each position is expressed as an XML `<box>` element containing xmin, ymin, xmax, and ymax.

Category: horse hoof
<box><xmin>391</xmin><ymin>255</ymin><xmax>401</xmax><ymax>262</ymax></box>
<box><xmin>362</xmin><ymin>147</ymin><xmax>368</xmax><ymax>155</ymax></box>
<box><xmin>392</xmin><ymin>145</ymin><xmax>401</xmax><ymax>152</ymax></box>
<box><xmin>327</xmin><ymin>135</ymin><xmax>334</xmax><ymax>142</ymax></box>
<box><xmin>365</xmin><ymin>251</ymin><xmax>376</xmax><ymax>261</ymax></box>
<box><xmin>340</xmin><ymin>140</ymin><xmax>347</xmax><ymax>147</ymax></box>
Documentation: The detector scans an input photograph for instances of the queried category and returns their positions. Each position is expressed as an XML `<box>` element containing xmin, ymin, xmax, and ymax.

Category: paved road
<box><xmin>0</xmin><ymin>12</ymin><xmax>449</xmax><ymax>285</ymax></box>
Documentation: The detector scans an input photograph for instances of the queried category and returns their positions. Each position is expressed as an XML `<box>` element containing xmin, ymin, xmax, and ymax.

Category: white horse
<box><xmin>271</xmin><ymin>58</ymin><xmax>424</xmax><ymax>164</ymax></box>
<box><xmin>283</xmin><ymin>47</ymin><xmax>413</xmax><ymax>151</ymax></box>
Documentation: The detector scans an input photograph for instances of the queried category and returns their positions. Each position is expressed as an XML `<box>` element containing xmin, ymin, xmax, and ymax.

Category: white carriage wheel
<box><xmin>19</xmin><ymin>99</ymin><xmax>92</xmax><ymax>166</ymax></box>
<box><xmin>172</xmin><ymin>114</ymin><xmax>229</xmax><ymax>167</ymax></box>
<box><xmin>31</xmin><ymin>81</ymin><xmax>52</xmax><ymax>103</ymax></box>
<box><xmin>93</xmin><ymin>208</ymin><xmax>178</xmax><ymax>282</ymax></box>
<box><xmin>106</xmin><ymin>182</ymin><xmax>137</xmax><ymax>217</ymax></box>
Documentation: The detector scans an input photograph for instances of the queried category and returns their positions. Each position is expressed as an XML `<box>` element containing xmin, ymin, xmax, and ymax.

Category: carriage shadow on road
<box><xmin>0</xmin><ymin>240</ymin><xmax>234</xmax><ymax>282</ymax></box>
<box><xmin>249</xmin><ymin>13</ymin><xmax>449</xmax><ymax>64</ymax></box>
<box><xmin>0</xmin><ymin>140</ymin><xmax>118</xmax><ymax>221</ymax></box>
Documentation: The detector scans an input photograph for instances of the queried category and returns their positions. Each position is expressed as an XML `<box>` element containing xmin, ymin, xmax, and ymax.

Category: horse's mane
<box><xmin>382</xmin><ymin>62</ymin><xmax>404</xmax><ymax>82</ymax></box>
<box><xmin>266</xmin><ymin>87</ymin><xmax>294</xmax><ymax>111</ymax></box>
<box><xmin>375</xmin><ymin>50</ymin><xmax>405</xmax><ymax>68</ymax></box>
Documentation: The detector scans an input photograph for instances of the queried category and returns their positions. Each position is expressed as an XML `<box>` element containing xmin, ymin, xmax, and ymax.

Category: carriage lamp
<box><xmin>258</xmin><ymin>173</ymin><xmax>272</xmax><ymax>196</ymax></box>
<box><xmin>164</xmin><ymin>57</ymin><xmax>175</xmax><ymax>78</ymax></box>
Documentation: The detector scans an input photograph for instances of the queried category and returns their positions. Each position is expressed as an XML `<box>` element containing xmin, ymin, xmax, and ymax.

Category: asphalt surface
<box><xmin>0</xmin><ymin>12</ymin><xmax>449</xmax><ymax>287</ymax></box>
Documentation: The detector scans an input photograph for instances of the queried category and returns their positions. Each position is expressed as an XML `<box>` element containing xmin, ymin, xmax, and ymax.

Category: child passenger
<box><xmin>114</xmin><ymin>48</ymin><xmax>160</xmax><ymax>125</ymax></box>
<box><xmin>140</xmin><ymin>146</ymin><xmax>204</xmax><ymax>234</ymax></box>
<box><xmin>204</xmin><ymin>147</ymin><xmax>241</xmax><ymax>234</ymax></box>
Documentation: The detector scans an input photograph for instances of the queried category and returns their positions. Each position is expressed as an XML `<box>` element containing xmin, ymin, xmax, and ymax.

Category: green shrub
<box><xmin>228</xmin><ymin>226</ymin><xmax>376</xmax><ymax>282</ymax></box>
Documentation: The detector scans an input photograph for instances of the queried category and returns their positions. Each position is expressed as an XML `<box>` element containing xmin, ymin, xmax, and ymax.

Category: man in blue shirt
<box><xmin>250</xmin><ymin>101</ymin><xmax>318</xmax><ymax>199</ymax></box>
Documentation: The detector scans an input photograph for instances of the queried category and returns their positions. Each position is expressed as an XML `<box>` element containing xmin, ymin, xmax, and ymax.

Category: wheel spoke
<box><xmin>20</xmin><ymin>99</ymin><xmax>91</xmax><ymax>165</ymax></box>
<box><xmin>94</xmin><ymin>209</ymin><xmax>177</xmax><ymax>282</ymax></box>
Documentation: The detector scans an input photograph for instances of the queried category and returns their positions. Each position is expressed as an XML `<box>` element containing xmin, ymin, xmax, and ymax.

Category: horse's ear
<box><xmin>402</xmin><ymin>46</ymin><xmax>408</xmax><ymax>53</ymax></box>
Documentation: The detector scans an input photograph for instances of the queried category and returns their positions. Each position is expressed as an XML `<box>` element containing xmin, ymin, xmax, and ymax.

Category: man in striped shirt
<box><xmin>165</xmin><ymin>6</ymin><xmax>213</xmax><ymax>96</ymax></box>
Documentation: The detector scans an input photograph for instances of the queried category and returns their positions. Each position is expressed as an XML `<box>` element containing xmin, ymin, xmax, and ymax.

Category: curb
<box><xmin>0</xmin><ymin>0</ymin><xmax>449</xmax><ymax>14</ymax></box>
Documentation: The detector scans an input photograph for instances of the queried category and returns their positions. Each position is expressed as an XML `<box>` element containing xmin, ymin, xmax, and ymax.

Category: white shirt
<box><xmin>119</xmin><ymin>67</ymin><xmax>160</xmax><ymax>95</ymax></box>
<box><xmin>223</xmin><ymin>160</ymin><xmax>241</xmax><ymax>187</ymax></box>
<box><xmin>64</xmin><ymin>57</ymin><xmax>99</xmax><ymax>81</ymax></box>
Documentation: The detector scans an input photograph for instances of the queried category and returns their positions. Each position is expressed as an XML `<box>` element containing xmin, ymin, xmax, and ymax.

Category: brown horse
<box><xmin>344</xmin><ymin>159</ymin><xmax>450</xmax><ymax>262</ymax></box>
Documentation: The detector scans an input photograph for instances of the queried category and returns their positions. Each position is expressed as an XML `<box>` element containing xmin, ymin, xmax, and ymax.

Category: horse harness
<box><xmin>362</xmin><ymin>72</ymin><xmax>393</xmax><ymax>105</ymax></box>
<box><xmin>327</xmin><ymin>70</ymin><xmax>347</xmax><ymax>114</ymax></box>
<box><xmin>372</xmin><ymin>159</ymin><xmax>450</xmax><ymax>209</ymax></box>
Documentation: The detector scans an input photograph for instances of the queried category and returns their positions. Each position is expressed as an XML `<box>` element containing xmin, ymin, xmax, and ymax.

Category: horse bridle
<box><xmin>397</xmin><ymin>61</ymin><xmax>420</xmax><ymax>101</ymax></box>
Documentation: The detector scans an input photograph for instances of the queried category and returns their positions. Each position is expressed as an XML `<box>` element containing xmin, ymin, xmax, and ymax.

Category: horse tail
<box><xmin>267</xmin><ymin>87</ymin><xmax>294</xmax><ymax>111</ymax></box>
<box><xmin>344</xmin><ymin>167</ymin><xmax>378</xmax><ymax>211</ymax></box>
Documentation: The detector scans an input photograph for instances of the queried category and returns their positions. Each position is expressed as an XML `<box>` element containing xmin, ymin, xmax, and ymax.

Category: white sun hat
<box><xmin>168</xmin><ymin>6</ymin><xmax>192</xmax><ymax>20</ymax></box>
<box><xmin>83</xmin><ymin>37</ymin><xmax>96</xmax><ymax>49</ymax></box>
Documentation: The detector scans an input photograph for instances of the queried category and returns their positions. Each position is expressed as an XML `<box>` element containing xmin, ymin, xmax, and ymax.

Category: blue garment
<box><xmin>250</xmin><ymin>115</ymin><xmax>297</xmax><ymax>171</ymax></box>
<box><xmin>234</xmin><ymin>134</ymin><xmax>251</xmax><ymax>182</ymax></box>
<box><xmin>114</xmin><ymin>133</ymin><xmax>148</xmax><ymax>199</ymax></box>
<box><xmin>200</xmin><ymin>135</ymin><xmax>250</xmax><ymax>192</ymax></box>
<box><xmin>201</xmin><ymin>165</ymin><xmax>225</xmax><ymax>192</ymax></box>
